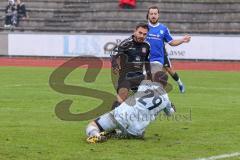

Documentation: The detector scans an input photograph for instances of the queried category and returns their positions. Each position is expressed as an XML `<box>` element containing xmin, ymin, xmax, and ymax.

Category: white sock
<box><xmin>177</xmin><ymin>78</ymin><xmax>183</xmax><ymax>86</ymax></box>
<box><xmin>86</xmin><ymin>124</ymin><xmax>100</xmax><ymax>137</ymax></box>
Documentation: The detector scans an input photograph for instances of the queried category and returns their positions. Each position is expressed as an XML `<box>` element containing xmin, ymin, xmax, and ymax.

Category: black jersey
<box><xmin>111</xmin><ymin>35</ymin><xmax>151</xmax><ymax>79</ymax></box>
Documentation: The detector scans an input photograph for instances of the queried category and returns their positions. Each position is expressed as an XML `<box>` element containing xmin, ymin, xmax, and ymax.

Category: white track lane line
<box><xmin>193</xmin><ymin>152</ymin><xmax>240</xmax><ymax>160</ymax></box>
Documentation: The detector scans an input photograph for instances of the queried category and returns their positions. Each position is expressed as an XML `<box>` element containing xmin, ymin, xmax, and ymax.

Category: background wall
<box><xmin>5</xmin><ymin>33</ymin><xmax>240</xmax><ymax>60</ymax></box>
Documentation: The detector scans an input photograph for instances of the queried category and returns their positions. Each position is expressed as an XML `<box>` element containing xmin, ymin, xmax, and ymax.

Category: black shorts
<box><xmin>164</xmin><ymin>54</ymin><xmax>172</xmax><ymax>68</ymax></box>
<box><xmin>117</xmin><ymin>72</ymin><xmax>145</xmax><ymax>92</ymax></box>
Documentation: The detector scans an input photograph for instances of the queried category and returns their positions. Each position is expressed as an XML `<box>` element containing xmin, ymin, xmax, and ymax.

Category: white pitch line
<box><xmin>194</xmin><ymin>152</ymin><xmax>240</xmax><ymax>160</ymax></box>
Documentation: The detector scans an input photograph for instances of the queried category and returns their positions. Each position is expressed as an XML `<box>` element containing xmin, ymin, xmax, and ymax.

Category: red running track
<box><xmin>0</xmin><ymin>57</ymin><xmax>240</xmax><ymax>71</ymax></box>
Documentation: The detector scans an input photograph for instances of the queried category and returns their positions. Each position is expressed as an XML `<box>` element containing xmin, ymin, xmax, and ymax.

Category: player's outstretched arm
<box><xmin>169</xmin><ymin>34</ymin><xmax>191</xmax><ymax>46</ymax></box>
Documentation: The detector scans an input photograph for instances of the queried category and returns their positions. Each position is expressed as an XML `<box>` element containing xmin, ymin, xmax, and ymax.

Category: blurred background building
<box><xmin>0</xmin><ymin>0</ymin><xmax>239</xmax><ymax>34</ymax></box>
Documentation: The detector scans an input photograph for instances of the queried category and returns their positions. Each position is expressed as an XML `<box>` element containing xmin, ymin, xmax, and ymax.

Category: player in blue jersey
<box><xmin>146</xmin><ymin>6</ymin><xmax>191</xmax><ymax>93</ymax></box>
<box><xmin>85</xmin><ymin>71</ymin><xmax>176</xmax><ymax>143</ymax></box>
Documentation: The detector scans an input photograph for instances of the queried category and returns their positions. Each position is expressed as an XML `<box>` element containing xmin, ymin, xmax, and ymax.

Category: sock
<box><xmin>171</xmin><ymin>73</ymin><xmax>183</xmax><ymax>85</ymax></box>
<box><xmin>171</xmin><ymin>72</ymin><xmax>179</xmax><ymax>81</ymax></box>
<box><xmin>177</xmin><ymin>78</ymin><xmax>183</xmax><ymax>86</ymax></box>
<box><xmin>111</xmin><ymin>101</ymin><xmax>121</xmax><ymax>110</ymax></box>
<box><xmin>86</xmin><ymin>124</ymin><xmax>100</xmax><ymax>137</ymax></box>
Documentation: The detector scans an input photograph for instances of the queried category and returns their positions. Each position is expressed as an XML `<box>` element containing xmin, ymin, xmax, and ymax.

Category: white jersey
<box><xmin>114</xmin><ymin>80</ymin><xmax>172</xmax><ymax>136</ymax></box>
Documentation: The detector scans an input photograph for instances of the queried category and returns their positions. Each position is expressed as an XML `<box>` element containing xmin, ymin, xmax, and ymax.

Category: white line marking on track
<box><xmin>193</xmin><ymin>152</ymin><xmax>240</xmax><ymax>160</ymax></box>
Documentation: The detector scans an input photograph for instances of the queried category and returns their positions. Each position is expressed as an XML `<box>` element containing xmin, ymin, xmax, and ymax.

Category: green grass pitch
<box><xmin>0</xmin><ymin>66</ymin><xmax>240</xmax><ymax>160</ymax></box>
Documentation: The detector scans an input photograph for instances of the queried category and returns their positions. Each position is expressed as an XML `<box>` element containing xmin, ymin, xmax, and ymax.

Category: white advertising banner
<box><xmin>8</xmin><ymin>34</ymin><xmax>64</xmax><ymax>56</ymax></box>
<box><xmin>8</xmin><ymin>34</ymin><xmax>240</xmax><ymax>60</ymax></box>
<box><xmin>166</xmin><ymin>36</ymin><xmax>240</xmax><ymax>60</ymax></box>
<box><xmin>62</xmin><ymin>34</ymin><xmax>128</xmax><ymax>57</ymax></box>
<box><xmin>8</xmin><ymin>34</ymin><xmax>128</xmax><ymax>57</ymax></box>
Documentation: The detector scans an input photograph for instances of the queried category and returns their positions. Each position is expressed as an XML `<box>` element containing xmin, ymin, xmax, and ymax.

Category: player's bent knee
<box><xmin>166</xmin><ymin>67</ymin><xmax>175</xmax><ymax>76</ymax></box>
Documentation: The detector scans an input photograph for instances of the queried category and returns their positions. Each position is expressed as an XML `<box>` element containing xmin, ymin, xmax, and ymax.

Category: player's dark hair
<box><xmin>135</xmin><ymin>23</ymin><xmax>149</xmax><ymax>31</ymax></box>
<box><xmin>146</xmin><ymin>6</ymin><xmax>160</xmax><ymax>20</ymax></box>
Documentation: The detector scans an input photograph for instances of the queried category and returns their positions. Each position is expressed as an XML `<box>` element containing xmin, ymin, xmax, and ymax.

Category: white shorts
<box><xmin>150</xmin><ymin>61</ymin><xmax>164</xmax><ymax>74</ymax></box>
<box><xmin>143</xmin><ymin>61</ymin><xmax>163</xmax><ymax>78</ymax></box>
<box><xmin>95</xmin><ymin>111</ymin><xmax>118</xmax><ymax>132</ymax></box>
<box><xmin>94</xmin><ymin>110</ymin><xmax>138</xmax><ymax>137</ymax></box>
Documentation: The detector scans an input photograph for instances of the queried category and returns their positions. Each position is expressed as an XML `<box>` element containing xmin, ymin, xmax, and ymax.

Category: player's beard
<box><xmin>149</xmin><ymin>17</ymin><xmax>159</xmax><ymax>25</ymax></box>
<box><xmin>136</xmin><ymin>37</ymin><xmax>144</xmax><ymax>43</ymax></box>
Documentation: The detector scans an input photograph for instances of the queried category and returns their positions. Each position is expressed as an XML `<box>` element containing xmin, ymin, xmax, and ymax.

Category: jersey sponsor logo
<box><xmin>129</xmin><ymin>47</ymin><xmax>136</xmax><ymax>50</ymax></box>
<box><xmin>149</xmin><ymin>33</ymin><xmax>160</xmax><ymax>38</ymax></box>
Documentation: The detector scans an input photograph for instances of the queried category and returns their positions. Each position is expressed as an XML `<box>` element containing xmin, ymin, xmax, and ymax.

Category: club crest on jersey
<box><xmin>142</xmin><ymin>47</ymin><xmax>147</xmax><ymax>53</ymax></box>
<box><xmin>135</xmin><ymin>56</ymin><xmax>141</xmax><ymax>61</ymax></box>
<box><xmin>160</xmin><ymin>30</ymin><xmax>164</xmax><ymax>34</ymax></box>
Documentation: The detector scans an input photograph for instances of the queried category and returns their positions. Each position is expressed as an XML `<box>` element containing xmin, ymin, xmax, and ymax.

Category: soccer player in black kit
<box><xmin>111</xmin><ymin>23</ymin><xmax>152</xmax><ymax>109</ymax></box>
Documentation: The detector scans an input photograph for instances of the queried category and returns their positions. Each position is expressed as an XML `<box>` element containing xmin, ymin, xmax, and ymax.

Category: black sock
<box><xmin>111</xmin><ymin>101</ymin><xmax>121</xmax><ymax>110</ymax></box>
<box><xmin>171</xmin><ymin>73</ymin><xmax>180</xmax><ymax>82</ymax></box>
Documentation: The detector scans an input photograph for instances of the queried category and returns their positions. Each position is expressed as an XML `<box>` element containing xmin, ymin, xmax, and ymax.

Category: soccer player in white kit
<box><xmin>86</xmin><ymin>71</ymin><xmax>175</xmax><ymax>143</ymax></box>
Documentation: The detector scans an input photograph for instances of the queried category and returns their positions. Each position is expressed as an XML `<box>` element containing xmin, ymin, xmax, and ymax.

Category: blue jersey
<box><xmin>146</xmin><ymin>23</ymin><xmax>173</xmax><ymax>64</ymax></box>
